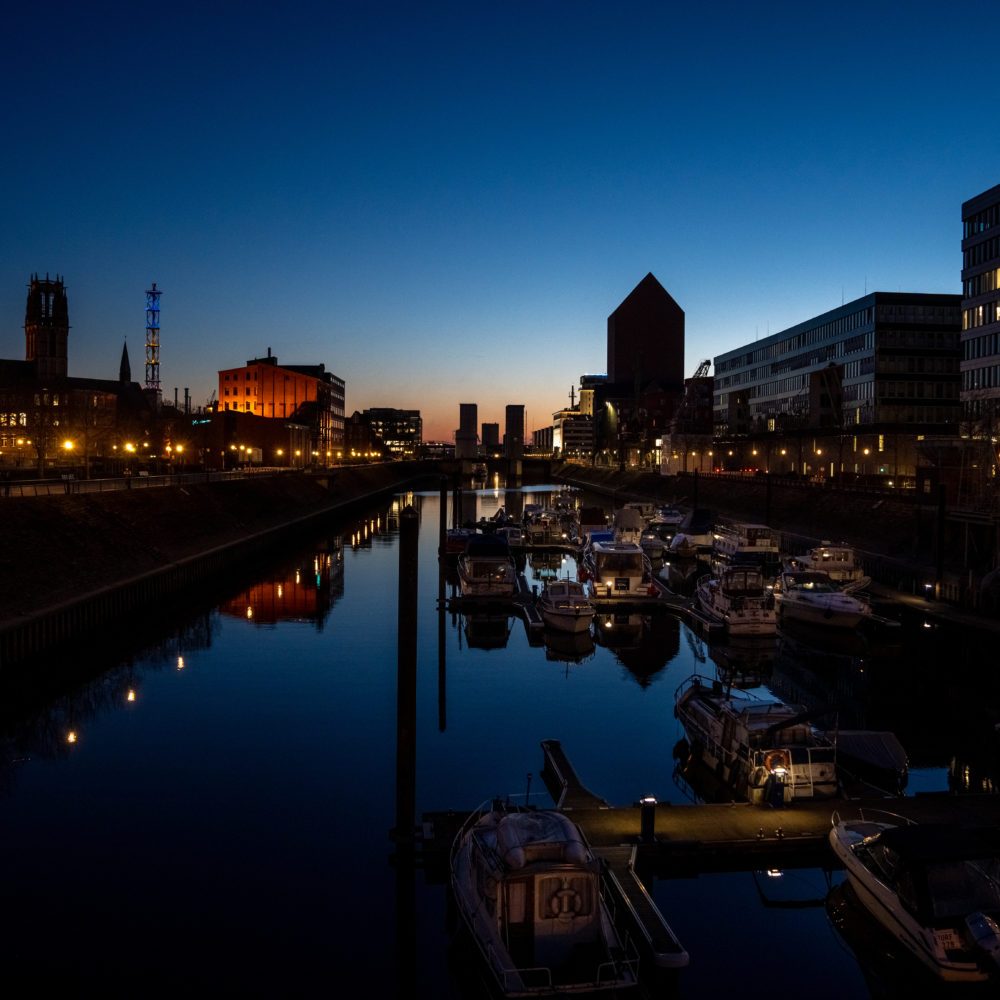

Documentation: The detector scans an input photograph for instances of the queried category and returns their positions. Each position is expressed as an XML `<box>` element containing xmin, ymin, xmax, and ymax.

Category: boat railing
<box><xmin>830</xmin><ymin>806</ymin><xmax>916</xmax><ymax>828</ymax></box>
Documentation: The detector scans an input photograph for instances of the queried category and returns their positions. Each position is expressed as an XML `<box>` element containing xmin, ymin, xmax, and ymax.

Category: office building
<box><xmin>363</xmin><ymin>408</ymin><xmax>422</xmax><ymax>459</ymax></box>
<box><xmin>481</xmin><ymin>422</ymin><xmax>500</xmax><ymax>452</ymax></box>
<box><xmin>455</xmin><ymin>402</ymin><xmax>478</xmax><ymax>459</ymax></box>
<box><xmin>713</xmin><ymin>292</ymin><xmax>961</xmax><ymax>480</ymax></box>
<box><xmin>961</xmin><ymin>182</ymin><xmax>1000</xmax><ymax>428</ymax></box>
<box><xmin>504</xmin><ymin>404</ymin><xmax>524</xmax><ymax>459</ymax></box>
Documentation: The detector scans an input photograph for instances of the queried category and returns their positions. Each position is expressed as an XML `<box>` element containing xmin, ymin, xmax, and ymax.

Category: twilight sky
<box><xmin>1</xmin><ymin>1</ymin><xmax>997</xmax><ymax>440</ymax></box>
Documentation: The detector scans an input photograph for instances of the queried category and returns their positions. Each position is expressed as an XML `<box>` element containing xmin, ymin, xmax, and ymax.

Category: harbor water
<box><xmin>2</xmin><ymin>485</ymin><xmax>998</xmax><ymax>997</ymax></box>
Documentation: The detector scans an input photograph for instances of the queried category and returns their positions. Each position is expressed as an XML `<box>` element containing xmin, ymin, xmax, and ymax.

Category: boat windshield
<box><xmin>597</xmin><ymin>552</ymin><xmax>644</xmax><ymax>573</ymax></box>
<box><xmin>921</xmin><ymin>858</ymin><xmax>1000</xmax><ymax>920</ymax></box>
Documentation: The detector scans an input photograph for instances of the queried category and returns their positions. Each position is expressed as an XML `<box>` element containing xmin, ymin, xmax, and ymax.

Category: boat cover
<box><xmin>836</xmin><ymin>730</ymin><xmax>908</xmax><ymax>776</ymax></box>
<box><xmin>495</xmin><ymin>811</ymin><xmax>590</xmax><ymax>869</ymax></box>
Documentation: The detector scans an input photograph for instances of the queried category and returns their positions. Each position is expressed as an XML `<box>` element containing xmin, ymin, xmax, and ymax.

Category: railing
<box><xmin>0</xmin><ymin>469</ymin><xmax>274</xmax><ymax>497</ymax></box>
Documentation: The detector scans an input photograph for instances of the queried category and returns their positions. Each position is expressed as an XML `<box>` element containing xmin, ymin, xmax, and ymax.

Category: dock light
<box><xmin>177</xmin><ymin>656</ymin><xmax>185</xmax><ymax>671</ymax></box>
<box><xmin>126</xmin><ymin>689</ymin><xmax>136</xmax><ymax>703</ymax></box>
<box><xmin>66</xmin><ymin>731</ymin><xmax>77</xmax><ymax>744</ymax></box>
<box><xmin>246</xmin><ymin>606</ymin><xmax>253</xmax><ymax>620</ymax></box>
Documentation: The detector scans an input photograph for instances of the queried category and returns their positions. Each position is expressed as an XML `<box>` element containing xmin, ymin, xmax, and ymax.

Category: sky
<box><xmin>1</xmin><ymin>1</ymin><xmax>998</xmax><ymax>441</ymax></box>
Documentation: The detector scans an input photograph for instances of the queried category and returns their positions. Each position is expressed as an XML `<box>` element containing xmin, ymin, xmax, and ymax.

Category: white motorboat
<box><xmin>651</xmin><ymin>505</ymin><xmax>685</xmax><ymax>527</ymax></box>
<box><xmin>711</xmin><ymin>522</ymin><xmax>781</xmax><ymax>579</ymax></box>
<box><xmin>790</xmin><ymin>541</ymin><xmax>870</xmax><ymax>592</ymax></box>
<box><xmin>669</xmin><ymin>508</ymin><xmax>714</xmax><ymax>556</ymax></box>
<box><xmin>829</xmin><ymin>811</ymin><xmax>1000</xmax><ymax>982</ymax></box>
<box><xmin>457</xmin><ymin>536</ymin><xmax>517</xmax><ymax>598</ymax></box>
<box><xmin>674</xmin><ymin>674</ymin><xmax>839</xmax><ymax>802</ymax></box>
<box><xmin>539</xmin><ymin>580</ymin><xmax>596</xmax><ymax>634</ymax></box>
<box><xmin>774</xmin><ymin>569</ymin><xmax>871</xmax><ymax>628</ymax></box>
<box><xmin>612</xmin><ymin>507</ymin><xmax>645</xmax><ymax>546</ymax></box>
<box><xmin>584</xmin><ymin>541</ymin><xmax>652</xmax><ymax>600</ymax></box>
<box><xmin>450</xmin><ymin>804</ymin><xmax>643</xmax><ymax>996</ymax></box>
<box><xmin>695</xmin><ymin>566</ymin><xmax>777</xmax><ymax>635</ymax></box>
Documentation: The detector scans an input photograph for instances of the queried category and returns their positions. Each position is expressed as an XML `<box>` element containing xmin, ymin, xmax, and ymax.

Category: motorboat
<box><xmin>499</xmin><ymin>525</ymin><xmax>524</xmax><ymax>548</ymax></box>
<box><xmin>457</xmin><ymin>536</ymin><xmax>517</xmax><ymax>598</ymax></box>
<box><xmin>539</xmin><ymin>580</ymin><xmax>596</xmax><ymax>634</ymax></box>
<box><xmin>651</xmin><ymin>505</ymin><xmax>685</xmax><ymax>527</ymax></box>
<box><xmin>584</xmin><ymin>541</ymin><xmax>652</xmax><ymax>600</ymax></box>
<box><xmin>446</xmin><ymin>526</ymin><xmax>479</xmax><ymax>556</ymax></box>
<box><xmin>639</xmin><ymin>527</ymin><xmax>665</xmax><ymax>561</ymax></box>
<box><xmin>450</xmin><ymin>804</ymin><xmax>642</xmax><ymax>996</ymax></box>
<box><xmin>790</xmin><ymin>541</ymin><xmax>870</xmax><ymax>592</ymax></box>
<box><xmin>711</xmin><ymin>522</ymin><xmax>781</xmax><ymax>579</ymax></box>
<box><xmin>674</xmin><ymin>508</ymin><xmax>714</xmax><ymax>553</ymax></box>
<box><xmin>695</xmin><ymin>566</ymin><xmax>777</xmax><ymax>635</ymax></box>
<box><xmin>829</xmin><ymin>811</ymin><xmax>1000</xmax><ymax>982</ymax></box>
<box><xmin>673</xmin><ymin>674</ymin><xmax>839</xmax><ymax>802</ymax></box>
<box><xmin>774</xmin><ymin>569</ymin><xmax>872</xmax><ymax>628</ymax></box>
<box><xmin>611</xmin><ymin>507</ymin><xmax>645</xmax><ymax>545</ymax></box>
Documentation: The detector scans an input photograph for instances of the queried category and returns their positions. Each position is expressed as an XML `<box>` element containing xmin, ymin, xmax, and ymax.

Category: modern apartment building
<box><xmin>455</xmin><ymin>403</ymin><xmax>478</xmax><ymax>459</ymax></box>
<box><xmin>961</xmin><ymin>182</ymin><xmax>1000</xmax><ymax>428</ymax></box>
<box><xmin>504</xmin><ymin>404</ymin><xmax>524</xmax><ymax>459</ymax></box>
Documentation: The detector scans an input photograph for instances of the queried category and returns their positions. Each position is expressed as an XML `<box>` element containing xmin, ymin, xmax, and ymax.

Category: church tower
<box><xmin>24</xmin><ymin>273</ymin><xmax>69</xmax><ymax>380</ymax></box>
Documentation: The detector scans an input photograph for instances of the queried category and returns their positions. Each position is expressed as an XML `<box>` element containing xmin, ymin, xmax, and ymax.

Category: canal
<box><xmin>2</xmin><ymin>485</ymin><xmax>997</xmax><ymax>997</ymax></box>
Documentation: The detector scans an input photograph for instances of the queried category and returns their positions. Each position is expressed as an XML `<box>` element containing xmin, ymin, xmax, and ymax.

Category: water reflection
<box><xmin>460</xmin><ymin>613</ymin><xmax>512</xmax><ymax>650</ymax></box>
<box><xmin>219</xmin><ymin>537</ymin><xmax>345</xmax><ymax>629</ymax></box>
<box><xmin>543</xmin><ymin>629</ymin><xmax>596</xmax><ymax>667</ymax></box>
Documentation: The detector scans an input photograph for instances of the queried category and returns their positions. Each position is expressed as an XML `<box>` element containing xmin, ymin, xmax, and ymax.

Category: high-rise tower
<box><xmin>24</xmin><ymin>273</ymin><xmax>69</xmax><ymax>380</ymax></box>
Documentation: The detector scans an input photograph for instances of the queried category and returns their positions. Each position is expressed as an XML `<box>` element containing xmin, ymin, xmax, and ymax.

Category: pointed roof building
<box><xmin>607</xmin><ymin>272</ymin><xmax>684</xmax><ymax>393</ymax></box>
<box><xmin>119</xmin><ymin>340</ymin><xmax>131</xmax><ymax>383</ymax></box>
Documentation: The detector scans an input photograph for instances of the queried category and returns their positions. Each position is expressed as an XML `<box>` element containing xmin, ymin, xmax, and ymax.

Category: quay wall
<box><xmin>555</xmin><ymin>462</ymin><xmax>998</xmax><ymax>609</ymax></box>
<box><xmin>0</xmin><ymin>463</ymin><xmax>438</xmax><ymax>669</ymax></box>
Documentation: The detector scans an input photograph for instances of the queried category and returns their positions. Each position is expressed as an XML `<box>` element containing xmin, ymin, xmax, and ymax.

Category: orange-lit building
<box><xmin>218</xmin><ymin>349</ymin><xmax>345</xmax><ymax>461</ymax></box>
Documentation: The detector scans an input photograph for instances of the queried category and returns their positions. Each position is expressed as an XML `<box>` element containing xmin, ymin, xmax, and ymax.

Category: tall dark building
<box><xmin>504</xmin><ymin>404</ymin><xmax>524</xmax><ymax>459</ymax></box>
<box><xmin>961</xmin><ymin>182</ymin><xmax>1000</xmax><ymax>426</ymax></box>
<box><xmin>24</xmin><ymin>273</ymin><xmax>69</xmax><ymax>380</ymax></box>
<box><xmin>607</xmin><ymin>272</ymin><xmax>684</xmax><ymax>392</ymax></box>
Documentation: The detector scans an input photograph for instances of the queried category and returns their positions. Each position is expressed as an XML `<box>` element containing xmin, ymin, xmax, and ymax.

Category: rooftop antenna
<box><xmin>145</xmin><ymin>282</ymin><xmax>161</xmax><ymax>392</ymax></box>
<box><xmin>569</xmin><ymin>384</ymin><xmax>576</xmax><ymax>407</ymax></box>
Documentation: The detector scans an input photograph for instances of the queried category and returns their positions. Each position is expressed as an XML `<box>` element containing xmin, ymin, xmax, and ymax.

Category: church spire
<box><xmin>120</xmin><ymin>340</ymin><xmax>131</xmax><ymax>383</ymax></box>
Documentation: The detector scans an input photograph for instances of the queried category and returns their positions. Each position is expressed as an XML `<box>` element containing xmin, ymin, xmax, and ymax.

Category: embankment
<box><xmin>0</xmin><ymin>463</ymin><xmax>435</xmax><ymax>667</ymax></box>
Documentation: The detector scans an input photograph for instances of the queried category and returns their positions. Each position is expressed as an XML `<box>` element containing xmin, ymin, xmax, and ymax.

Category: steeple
<box><xmin>120</xmin><ymin>340</ymin><xmax>132</xmax><ymax>383</ymax></box>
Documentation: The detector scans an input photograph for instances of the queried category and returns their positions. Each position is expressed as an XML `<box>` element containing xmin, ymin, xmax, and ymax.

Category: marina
<box><xmin>4</xmin><ymin>482</ymin><xmax>1000</xmax><ymax>997</ymax></box>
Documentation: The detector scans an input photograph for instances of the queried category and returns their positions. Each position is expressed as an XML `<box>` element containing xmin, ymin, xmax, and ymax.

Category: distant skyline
<box><xmin>2</xmin><ymin>2</ymin><xmax>998</xmax><ymax>440</ymax></box>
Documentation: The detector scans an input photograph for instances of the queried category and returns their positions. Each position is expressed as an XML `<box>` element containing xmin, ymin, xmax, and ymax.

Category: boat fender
<box><xmin>549</xmin><ymin>887</ymin><xmax>582</xmax><ymax>920</ymax></box>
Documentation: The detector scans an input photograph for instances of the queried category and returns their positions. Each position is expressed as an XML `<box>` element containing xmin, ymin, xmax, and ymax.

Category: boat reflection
<box><xmin>594</xmin><ymin>612</ymin><xmax>679</xmax><ymax>687</ymax></box>
<box><xmin>543</xmin><ymin>629</ymin><xmax>596</xmax><ymax>666</ymax></box>
<box><xmin>707</xmin><ymin>635</ymin><xmax>775</xmax><ymax>689</ymax></box>
<box><xmin>461</xmin><ymin>613</ymin><xmax>513</xmax><ymax>650</ymax></box>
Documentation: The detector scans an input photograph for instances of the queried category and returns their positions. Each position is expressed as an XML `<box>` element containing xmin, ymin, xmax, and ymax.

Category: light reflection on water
<box><xmin>0</xmin><ymin>484</ymin><xmax>996</xmax><ymax>995</ymax></box>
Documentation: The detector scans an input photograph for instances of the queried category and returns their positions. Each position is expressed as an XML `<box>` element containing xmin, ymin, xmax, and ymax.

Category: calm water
<box><xmin>2</xmin><ymin>485</ymin><xmax>998</xmax><ymax>997</ymax></box>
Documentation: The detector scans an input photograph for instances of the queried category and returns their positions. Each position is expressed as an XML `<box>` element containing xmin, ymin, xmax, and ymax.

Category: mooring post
<box><xmin>438</xmin><ymin>478</ymin><xmax>448</xmax><ymax>557</ymax></box>
<box><xmin>692</xmin><ymin>469</ymin><xmax>699</xmax><ymax>507</ymax></box>
<box><xmin>394</xmin><ymin>505</ymin><xmax>419</xmax><ymax>845</ymax></box>
<box><xmin>934</xmin><ymin>483</ymin><xmax>946</xmax><ymax>600</ymax></box>
<box><xmin>639</xmin><ymin>795</ymin><xmax>658</xmax><ymax>843</ymax></box>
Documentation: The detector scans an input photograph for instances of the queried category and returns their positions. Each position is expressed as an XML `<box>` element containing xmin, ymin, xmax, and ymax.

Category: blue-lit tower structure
<box><xmin>145</xmin><ymin>282</ymin><xmax>161</xmax><ymax>393</ymax></box>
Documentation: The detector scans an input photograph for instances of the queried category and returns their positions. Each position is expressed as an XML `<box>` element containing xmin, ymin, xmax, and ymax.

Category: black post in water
<box><xmin>935</xmin><ymin>483</ymin><xmax>947</xmax><ymax>599</ymax></box>
<box><xmin>452</xmin><ymin>482</ymin><xmax>463</xmax><ymax>529</ymax></box>
<box><xmin>439</xmin><ymin>479</ymin><xmax>448</xmax><ymax>557</ymax></box>
<box><xmin>639</xmin><ymin>795</ymin><xmax>657</xmax><ymax>843</ymax></box>
<box><xmin>692</xmin><ymin>469</ymin><xmax>699</xmax><ymax>507</ymax></box>
<box><xmin>438</xmin><ymin>497</ymin><xmax>447</xmax><ymax>733</ymax></box>
<box><xmin>394</xmin><ymin>505</ymin><xmax>419</xmax><ymax>842</ymax></box>
<box><xmin>393</xmin><ymin>504</ymin><xmax>419</xmax><ymax>1000</ymax></box>
<box><xmin>765</xmin><ymin>473</ymin><xmax>772</xmax><ymax>527</ymax></box>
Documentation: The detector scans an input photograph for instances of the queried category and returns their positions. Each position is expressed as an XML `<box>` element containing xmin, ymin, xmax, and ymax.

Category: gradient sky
<box><xmin>2</xmin><ymin>1</ymin><xmax>998</xmax><ymax>440</ymax></box>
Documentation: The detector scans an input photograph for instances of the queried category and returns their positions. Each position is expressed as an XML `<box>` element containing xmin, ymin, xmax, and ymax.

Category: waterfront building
<box><xmin>532</xmin><ymin>425</ymin><xmax>553</xmax><ymax>453</ymax></box>
<box><xmin>713</xmin><ymin>292</ymin><xmax>961</xmax><ymax>481</ymax></box>
<box><xmin>607</xmin><ymin>272</ymin><xmax>684</xmax><ymax>391</ymax></box>
<box><xmin>363</xmin><ymin>408</ymin><xmax>422</xmax><ymax>459</ymax></box>
<box><xmin>961</xmin><ymin>182</ymin><xmax>1000</xmax><ymax>429</ymax></box>
<box><xmin>218</xmin><ymin>349</ymin><xmax>345</xmax><ymax>461</ymax></box>
<box><xmin>504</xmin><ymin>404</ymin><xmax>525</xmax><ymax>459</ymax></box>
<box><xmin>552</xmin><ymin>408</ymin><xmax>594</xmax><ymax>458</ymax></box>
<box><xmin>455</xmin><ymin>403</ymin><xmax>478</xmax><ymax>459</ymax></box>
